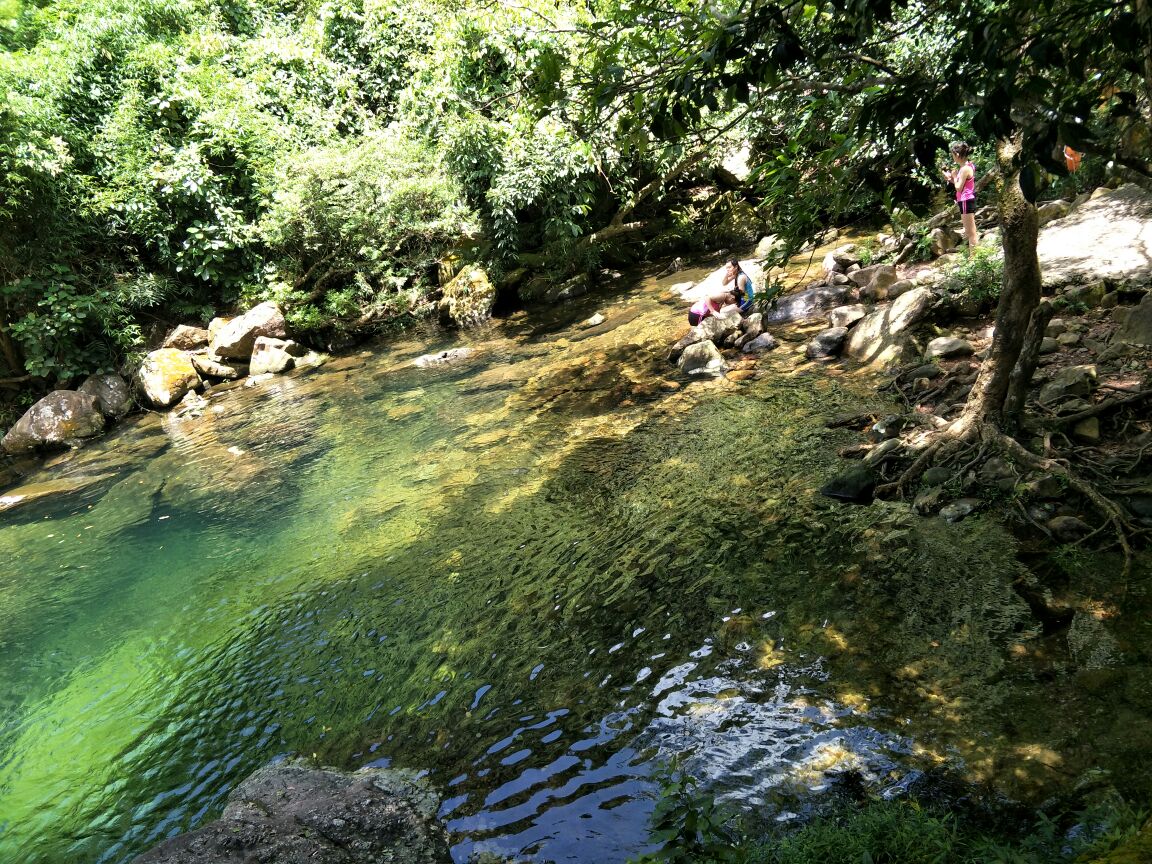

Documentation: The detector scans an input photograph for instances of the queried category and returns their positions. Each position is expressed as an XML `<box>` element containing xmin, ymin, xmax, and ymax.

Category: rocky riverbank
<box><xmin>132</xmin><ymin>761</ymin><xmax>452</xmax><ymax>864</ymax></box>
<box><xmin>660</xmin><ymin>182</ymin><xmax>1152</xmax><ymax>534</ymax></box>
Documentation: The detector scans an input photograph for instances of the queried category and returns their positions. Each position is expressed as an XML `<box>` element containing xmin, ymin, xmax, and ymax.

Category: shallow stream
<box><xmin>1</xmin><ymin>262</ymin><xmax>1149</xmax><ymax>863</ymax></box>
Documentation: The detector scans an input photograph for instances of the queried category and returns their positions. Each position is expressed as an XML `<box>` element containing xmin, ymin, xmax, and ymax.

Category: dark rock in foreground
<box><xmin>133</xmin><ymin>761</ymin><xmax>452</xmax><ymax>864</ymax></box>
<box><xmin>819</xmin><ymin>463</ymin><xmax>876</xmax><ymax>505</ymax></box>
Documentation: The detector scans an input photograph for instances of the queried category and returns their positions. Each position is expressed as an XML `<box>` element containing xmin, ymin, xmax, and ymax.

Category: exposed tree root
<box><xmin>1052</xmin><ymin>388</ymin><xmax>1152</xmax><ymax>427</ymax></box>
<box><xmin>876</xmin><ymin>417</ymin><xmax>1139</xmax><ymax>578</ymax></box>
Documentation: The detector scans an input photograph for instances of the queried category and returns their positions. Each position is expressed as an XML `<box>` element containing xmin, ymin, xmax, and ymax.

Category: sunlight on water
<box><xmin>0</xmin><ymin>273</ymin><xmax>965</xmax><ymax>863</ymax></box>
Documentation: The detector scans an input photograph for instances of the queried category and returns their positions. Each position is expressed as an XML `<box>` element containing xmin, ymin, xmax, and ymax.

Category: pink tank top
<box><xmin>689</xmin><ymin>297</ymin><xmax>723</xmax><ymax>318</ymax></box>
<box><xmin>956</xmin><ymin>161</ymin><xmax>975</xmax><ymax>202</ymax></box>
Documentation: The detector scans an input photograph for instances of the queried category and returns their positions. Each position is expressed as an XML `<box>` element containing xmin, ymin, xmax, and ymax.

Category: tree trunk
<box><xmin>952</xmin><ymin>131</ymin><xmax>1042</xmax><ymax>433</ymax></box>
<box><xmin>1003</xmin><ymin>299</ymin><xmax>1054</xmax><ymax>422</ymax></box>
<box><xmin>1136</xmin><ymin>0</ymin><xmax>1152</xmax><ymax>118</ymax></box>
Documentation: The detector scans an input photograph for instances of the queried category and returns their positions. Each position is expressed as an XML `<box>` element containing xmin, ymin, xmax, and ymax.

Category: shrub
<box><xmin>255</xmin><ymin>124</ymin><xmax>475</xmax><ymax>336</ymax></box>
<box><xmin>940</xmin><ymin>245</ymin><xmax>1004</xmax><ymax>304</ymax></box>
<box><xmin>1</xmin><ymin>265</ymin><xmax>146</xmax><ymax>380</ymax></box>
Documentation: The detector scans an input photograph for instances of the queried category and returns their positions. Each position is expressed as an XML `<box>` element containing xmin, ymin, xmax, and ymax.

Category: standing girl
<box><xmin>943</xmin><ymin>141</ymin><xmax>978</xmax><ymax>250</ymax></box>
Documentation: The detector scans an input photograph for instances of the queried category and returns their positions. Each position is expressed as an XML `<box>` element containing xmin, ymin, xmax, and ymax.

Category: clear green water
<box><xmin>0</xmin><ymin>272</ymin><xmax>1098</xmax><ymax>863</ymax></box>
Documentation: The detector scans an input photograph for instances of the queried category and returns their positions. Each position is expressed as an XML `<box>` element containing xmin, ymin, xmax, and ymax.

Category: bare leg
<box><xmin>962</xmin><ymin>212</ymin><xmax>978</xmax><ymax>249</ymax></box>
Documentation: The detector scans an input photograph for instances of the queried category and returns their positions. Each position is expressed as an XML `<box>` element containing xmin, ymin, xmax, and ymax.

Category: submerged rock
<box><xmin>413</xmin><ymin>347</ymin><xmax>473</xmax><ymax>368</ymax></box>
<box><xmin>940</xmin><ymin>498</ymin><xmax>982</xmax><ymax>523</ymax></box>
<box><xmin>741</xmin><ymin>333</ymin><xmax>779</xmax><ymax>353</ymax></box>
<box><xmin>806</xmin><ymin>327</ymin><xmax>848</xmax><ymax>359</ymax></box>
<box><xmin>0</xmin><ymin>473</ymin><xmax>117</xmax><ymax>514</ymax></box>
<box><xmin>132</xmin><ymin>761</ymin><xmax>451</xmax><ymax>864</ymax></box>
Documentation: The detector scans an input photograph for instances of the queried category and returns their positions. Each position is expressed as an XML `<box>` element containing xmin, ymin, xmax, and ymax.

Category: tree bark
<box><xmin>1003</xmin><ymin>299</ymin><xmax>1054</xmax><ymax>422</ymax></box>
<box><xmin>952</xmin><ymin>131</ymin><xmax>1042</xmax><ymax>433</ymax></box>
<box><xmin>1136</xmin><ymin>0</ymin><xmax>1152</xmax><ymax>118</ymax></box>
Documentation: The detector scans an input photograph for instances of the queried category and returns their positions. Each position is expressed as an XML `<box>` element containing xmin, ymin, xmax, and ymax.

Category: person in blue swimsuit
<box><xmin>722</xmin><ymin>259</ymin><xmax>755</xmax><ymax>314</ymax></box>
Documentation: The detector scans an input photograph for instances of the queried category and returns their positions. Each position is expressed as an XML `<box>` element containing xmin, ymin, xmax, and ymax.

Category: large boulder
<box><xmin>161</xmin><ymin>324</ymin><xmax>210</xmax><ymax>351</ymax></box>
<box><xmin>1036</xmin><ymin>199</ymin><xmax>1072</xmax><ymax>227</ymax></box>
<box><xmin>1039</xmin><ymin>364</ymin><xmax>1097</xmax><ymax>404</ymax></box>
<box><xmin>211</xmin><ymin>302</ymin><xmax>288</xmax><ymax>360</ymax></box>
<box><xmin>77</xmin><ymin>373</ymin><xmax>134</xmax><ymax>418</ymax></box>
<box><xmin>248</xmin><ymin>337</ymin><xmax>297</xmax><ymax>375</ymax></box>
<box><xmin>734</xmin><ymin>312</ymin><xmax>765</xmax><ymax>348</ymax></box>
<box><xmin>133</xmin><ymin>762</ymin><xmax>451</xmax><ymax>864</ymax></box>
<box><xmin>829</xmin><ymin>304</ymin><xmax>868</xmax><ymax>329</ymax></box>
<box><xmin>1038</xmin><ymin>183</ymin><xmax>1152</xmax><ymax>289</ymax></box>
<box><xmin>806</xmin><ymin>327</ymin><xmax>849</xmax><ymax>359</ymax></box>
<box><xmin>697</xmin><ymin>307</ymin><xmax>743</xmax><ymax>344</ymax></box>
<box><xmin>678</xmin><ymin>340</ymin><xmax>727</xmax><ymax>376</ymax></box>
<box><xmin>2</xmin><ymin>390</ymin><xmax>105</xmax><ymax>454</ymax></box>
<box><xmin>924</xmin><ymin>336</ymin><xmax>975</xmax><ymax>360</ymax></box>
<box><xmin>190</xmin><ymin>352</ymin><xmax>246</xmax><ymax>380</ymax></box>
<box><xmin>844</xmin><ymin>287</ymin><xmax>936</xmax><ymax>366</ymax></box>
<box><xmin>137</xmin><ymin>348</ymin><xmax>202</xmax><ymax>408</ymax></box>
<box><xmin>823</xmin><ymin>245</ymin><xmax>859</xmax><ymax>274</ymax></box>
<box><xmin>439</xmin><ymin>267</ymin><xmax>497</xmax><ymax>327</ymax></box>
<box><xmin>763</xmin><ymin>284</ymin><xmax>855</xmax><ymax>324</ymax></box>
<box><xmin>929</xmin><ymin>227</ymin><xmax>959</xmax><ymax>257</ymax></box>
<box><xmin>1113</xmin><ymin>294</ymin><xmax>1152</xmax><ymax>347</ymax></box>
<box><xmin>847</xmin><ymin>263</ymin><xmax>897</xmax><ymax>295</ymax></box>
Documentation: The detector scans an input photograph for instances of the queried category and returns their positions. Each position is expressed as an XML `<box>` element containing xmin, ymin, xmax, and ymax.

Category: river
<box><xmin>0</xmin><ymin>260</ymin><xmax>1145</xmax><ymax>863</ymax></box>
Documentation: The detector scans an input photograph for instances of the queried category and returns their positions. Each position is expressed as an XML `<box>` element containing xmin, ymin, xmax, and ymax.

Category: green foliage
<box><xmin>1051</xmin><ymin>294</ymin><xmax>1089</xmax><ymax>316</ymax></box>
<box><xmin>965</xmin><ymin>799</ymin><xmax>1146</xmax><ymax>863</ymax></box>
<box><xmin>254</xmin><ymin>124</ymin><xmax>473</xmax><ymax>336</ymax></box>
<box><xmin>0</xmin><ymin>0</ymin><xmax>477</xmax><ymax>384</ymax></box>
<box><xmin>751</xmin><ymin>801</ymin><xmax>959</xmax><ymax>864</ymax></box>
<box><xmin>635</xmin><ymin>794</ymin><xmax>1148</xmax><ymax>864</ymax></box>
<box><xmin>442</xmin><ymin>113</ymin><xmax>600</xmax><ymax>265</ymax></box>
<box><xmin>854</xmin><ymin>240</ymin><xmax>879</xmax><ymax>267</ymax></box>
<box><xmin>940</xmin><ymin>247</ymin><xmax>1005</xmax><ymax>304</ymax></box>
<box><xmin>743</xmin><ymin>798</ymin><xmax>1146</xmax><ymax>864</ymax></box>
<box><xmin>632</xmin><ymin>771</ymin><xmax>740</xmax><ymax>864</ymax></box>
<box><xmin>1049</xmin><ymin>544</ymin><xmax>1092</xmax><ymax>578</ymax></box>
<box><xmin>911</xmin><ymin>226</ymin><xmax>936</xmax><ymax>262</ymax></box>
<box><xmin>1</xmin><ymin>265</ymin><xmax>144</xmax><ymax>379</ymax></box>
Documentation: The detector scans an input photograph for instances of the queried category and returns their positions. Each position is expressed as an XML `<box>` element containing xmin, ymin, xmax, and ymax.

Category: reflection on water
<box><xmin>0</xmin><ymin>271</ymin><xmax>958</xmax><ymax>863</ymax></box>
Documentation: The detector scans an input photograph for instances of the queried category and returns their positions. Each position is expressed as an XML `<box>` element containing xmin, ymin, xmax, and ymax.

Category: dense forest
<box><xmin>3</xmin><ymin>0</ymin><xmax>1142</xmax><ymax>410</ymax></box>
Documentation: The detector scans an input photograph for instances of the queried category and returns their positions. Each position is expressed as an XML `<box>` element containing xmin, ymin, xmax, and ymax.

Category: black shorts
<box><xmin>688</xmin><ymin>310</ymin><xmax>704</xmax><ymax>326</ymax></box>
<box><xmin>957</xmin><ymin>198</ymin><xmax>977</xmax><ymax>215</ymax></box>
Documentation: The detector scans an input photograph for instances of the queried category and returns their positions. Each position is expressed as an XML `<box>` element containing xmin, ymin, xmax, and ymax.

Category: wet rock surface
<box><xmin>132</xmin><ymin>762</ymin><xmax>452</xmax><ymax>864</ymax></box>
<box><xmin>2</xmin><ymin>390</ymin><xmax>106</xmax><ymax>454</ymax></box>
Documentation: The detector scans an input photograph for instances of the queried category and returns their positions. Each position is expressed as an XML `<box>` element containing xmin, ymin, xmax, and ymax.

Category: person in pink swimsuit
<box><xmin>943</xmin><ymin>141</ymin><xmax>978</xmax><ymax>250</ymax></box>
<box><xmin>687</xmin><ymin>293</ymin><xmax>729</xmax><ymax>326</ymax></box>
